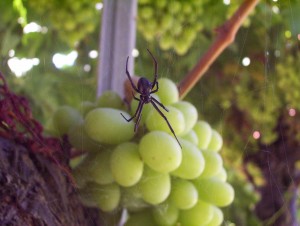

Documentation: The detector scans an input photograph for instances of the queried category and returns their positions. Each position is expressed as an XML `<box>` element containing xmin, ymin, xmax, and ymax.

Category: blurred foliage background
<box><xmin>1</xmin><ymin>0</ymin><xmax>300</xmax><ymax>225</ymax></box>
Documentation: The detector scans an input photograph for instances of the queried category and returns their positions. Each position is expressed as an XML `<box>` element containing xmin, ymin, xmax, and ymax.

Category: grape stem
<box><xmin>178</xmin><ymin>0</ymin><xmax>260</xmax><ymax>98</ymax></box>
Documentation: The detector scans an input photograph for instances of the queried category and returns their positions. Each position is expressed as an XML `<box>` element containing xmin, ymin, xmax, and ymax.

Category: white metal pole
<box><xmin>97</xmin><ymin>0</ymin><xmax>137</xmax><ymax>98</ymax></box>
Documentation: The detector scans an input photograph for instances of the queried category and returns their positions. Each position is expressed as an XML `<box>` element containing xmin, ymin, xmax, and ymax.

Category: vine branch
<box><xmin>178</xmin><ymin>0</ymin><xmax>260</xmax><ymax>98</ymax></box>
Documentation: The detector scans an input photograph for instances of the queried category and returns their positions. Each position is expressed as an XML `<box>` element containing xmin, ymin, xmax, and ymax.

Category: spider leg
<box><xmin>132</xmin><ymin>92</ymin><xmax>140</xmax><ymax>101</ymax></box>
<box><xmin>151</xmin><ymin>96</ymin><xmax>169</xmax><ymax>112</ymax></box>
<box><xmin>146</xmin><ymin>49</ymin><xmax>158</xmax><ymax>90</ymax></box>
<box><xmin>126</xmin><ymin>56</ymin><xmax>139</xmax><ymax>93</ymax></box>
<box><xmin>121</xmin><ymin>99</ymin><xmax>144</xmax><ymax>132</ymax></box>
<box><xmin>120</xmin><ymin>98</ymin><xmax>142</xmax><ymax>122</ymax></box>
<box><xmin>134</xmin><ymin>102</ymin><xmax>144</xmax><ymax>132</ymax></box>
<box><xmin>150</xmin><ymin>100</ymin><xmax>182</xmax><ymax>148</ymax></box>
<box><xmin>150</xmin><ymin>81</ymin><xmax>159</xmax><ymax>94</ymax></box>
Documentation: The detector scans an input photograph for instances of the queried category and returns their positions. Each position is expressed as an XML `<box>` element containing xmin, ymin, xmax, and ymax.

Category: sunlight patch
<box><xmin>8</xmin><ymin>57</ymin><xmax>40</xmax><ymax>77</ymax></box>
<box><xmin>52</xmin><ymin>51</ymin><xmax>78</xmax><ymax>69</ymax></box>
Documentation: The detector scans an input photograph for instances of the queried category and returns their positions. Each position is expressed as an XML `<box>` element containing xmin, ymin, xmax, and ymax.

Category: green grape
<box><xmin>84</xmin><ymin>108</ymin><xmax>135</xmax><ymax>144</ymax></box>
<box><xmin>154</xmin><ymin>0</ymin><xmax>167</xmax><ymax>9</ymax></box>
<box><xmin>69</xmin><ymin>153</ymin><xmax>87</xmax><ymax>169</ymax></box>
<box><xmin>125</xmin><ymin>210</ymin><xmax>157</xmax><ymax>226</ymax></box>
<box><xmin>139</xmin><ymin>131</ymin><xmax>182</xmax><ymax>173</ymax></box>
<box><xmin>138</xmin><ymin>166</ymin><xmax>171</xmax><ymax>205</ymax></box>
<box><xmin>146</xmin><ymin>106</ymin><xmax>185</xmax><ymax>136</ymax></box>
<box><xmin>137</xmin><ymin>0</ymin><xmax>204</xmax><ymax>54</ymax></box>
<box><xmin>198</xmin><ymin>150</ymin><xmax>223</xmax><ymax>178</ymax></box>
<box><xmin>178</xmin><ymin>200</ymin><xmax>213</xmax><ymax>226</ymax></box>
<box><xmin>121</xmin><ymin>185</ymin><xmax>150</xmax><ymax>211</ymax></box>
<box><xmin>79</xmin><ymin>101</ymin><xmax>96</xmax><ymax>116</ymax></box>
<box><xmin>152</xmin><ymin>201</ymin><xmax>179</xmax><ymax>226</ymax></box>
<box><xmin>193</xmin><ymin>121</ymin><xmax>213</xmax><ymax>150</ymax></box>
<box><xmin>171</xmin><ymin>20</ymin><xmax>183</xmax><ymax>36</ymax></box>
<box><xmin>155</xmin><ymin>78</ymin><xmax>179</xmax><ymax>105</ymax></box>
<box><xmin>168</xmin><ymin>1</ymin><xmax>181</xmax><ymax>14</ymax></box>
<box><xmin>29</xmin><ymin>0</ymin><xmax>99</xmax><ymax>46</ymax></box>
<box><xmin>181</xmin><ymin>130</ymin><xmax>199</xmax><ymax>145</ymax></box>
<box><xmin>110</xmin><ymin>142</ymin><xmax>144</xmax><ymax>187</ymax></box>
<box><xmin>79</xmin><ymin>182</ymin><xmax>120</xmax><ymax>212</ymax></box>
<box><xmin>160</xmin><ymin>15</ymin><xmax>173</xmax><ymax>30</ymax></box>
<box><xmin>53</xmin><ymin>106</ymin><xmax>83</xmax><ymax>136</ymax></box>
<box><xmin>174</xmin><ymin>39</ymin><xmax>190</xmax><ymax>56</ymax></box>
<box><xmin>182</xmin><ymin>2</ymin><xmax>192</xmax><ymax>14</ymax></box>
<box><xmin>213</xmin><ymin>167</ymin><xmax>227</xmax><ymax>182</ymax></box>
<box><xmin>194</xmin><ymin>178</ymin><xmax>234</xmax><ymax>207</ymax></box>
<box><xmin>206</xmin><ymin>206</ymin><xmax>224</xmax><ymax>226</ymax></box>
<box><xmin>130</xmin><ymin>94</ymin><xmax>160</xmax><ymax>125</ymax></box>
<box><xmin>97</xmin><ymin>90</ymin><xmax>123</xmax><ymax>109</ymax></box>
<box><xmin>171</xmin><ymin>139</ymin><xmax>205</xmax><ymax>179</ymax></box>
<box><xmin>207</xmin><ymin>130</ymin><xmax>223</xmax><ymax>152</ymax></box>
<box><xmin>73</xmin><ymin>150</ymin><xmax>114</xmax><ymax>187</ymax></box>
<box><xmin>159</xmin><ymin>34</ymin><xmax>173</xmax><ymax>50</ymax></box>
<box><xmin>139</xmin><ymin>7</ymin><xmax>154</xmax><ymax>20</ymax></box>
<box><xmin>169</xmin><ymin>178</ymin><xmax>198</xmax><ymax>210</ymax></box>
<box><xmin>68</xmin><ymin>122</ymin><xmax>101</xmax><ymax>152</ymax></box>
<box><xmin>172</xmin><ymin>101</ymin><xmax>198</xmax><ymax>135</ymax></box>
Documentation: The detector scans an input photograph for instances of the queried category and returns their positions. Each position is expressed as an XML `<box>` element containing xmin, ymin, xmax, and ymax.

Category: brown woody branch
<box><xmin>178</xmin><ymin>0</ymin><xmax>260</xmax><ymax>98</ymax></box>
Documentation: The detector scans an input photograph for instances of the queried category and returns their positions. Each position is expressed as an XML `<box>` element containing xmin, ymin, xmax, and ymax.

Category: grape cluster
<box><xmin>137</xmin><ymin>0</ymin><xmax>204</xmax><ymax>55</ymax></box>
<box><xmin>52</xmin><ymin>79</ymin><xmax>234</xmax><ymax>226</ymax></box>
<box><xmin>28</xmin><ymin>0</ymin><xmax>100</xmax><ymax>46</ymax></box>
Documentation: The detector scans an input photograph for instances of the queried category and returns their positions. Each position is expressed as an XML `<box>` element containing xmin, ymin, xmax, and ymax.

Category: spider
<box><xmin>121</xmin><ymin>49</ymin><xmax>182</xmax><ymax>148</ymax></box>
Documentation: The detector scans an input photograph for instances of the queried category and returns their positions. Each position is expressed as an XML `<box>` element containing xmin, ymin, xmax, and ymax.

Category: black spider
<box><xmin>121</xmin><ymin>49</ymin><xmax>182</xmax><ymax>148</ymax></box>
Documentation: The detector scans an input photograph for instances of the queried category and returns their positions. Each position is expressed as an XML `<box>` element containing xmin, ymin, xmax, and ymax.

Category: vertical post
<box><xmin>97</xmin><ymin>0</ymin><xmax>137</xmax><ymax>98</ymax></box>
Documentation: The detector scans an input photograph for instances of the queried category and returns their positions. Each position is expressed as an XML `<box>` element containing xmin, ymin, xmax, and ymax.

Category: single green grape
<box><xmin>198</xmin><ymin>150</ymin><xmax>223</xmax><ymax>179</ymax></box>
<box><xmin>138</xmin><ymin>166</ymin><xmax>171</xmax><ymax>205</ymax></box>
<box><xmin>84</xmin><ymin>108</ymin><xmax>135</xmax><ymax>144</ymax></box>
<box><xmin>152</xmin><ymin>201</ymin><xmax>179</xmax><ymax>226</ymax></box>
<box><xmin>146</xmin><ymin>106</ymin><xmax>185</xmax><ymax>136</ymax></box>
<box><xmin>139</xmin><ymin>131</ymin><xmax>182</xmax><ymax>173</ymax></box>
<box><xmin>181</xmin><ymin>130</ymin><xmax>199</xmax><ymax>145</ymax></box>
<box><xmin>168</xmin><ymin>1</ymin><xmax>181</xmax><ymax>14</ymax></box>
<box><xmin>160</xmin><ymin>15</ymin><xmax>173</xmax><ymax>30</ymax></box>
<box><xmin>172</xmin><ymin>101</ymin><xmax>198</xmax><ymax>135</ymax></box>
<box><xmin>159</xmin><ymin>34</ymin><xmax>174</xmax><ymax>50</ymax></box>
<box><xmin>139</xmin><ymin>7</ymin><xmax>154</xmax><ymax>20</ymax></box>
<box><xmin>79</xmin><ymin>182</ymin><xmax>120</xmax><ymax>212</ymax></box>
<box><xmin>178</xmin><ymin>200</ymin><xmax>213</xmax><ymax>226</ymax></box>
<box><xmin>169</xmin><ymin>178</ymin><xmax>198</xmax><ymax>210</ymax></box>
<box><xmin>213</xmin><ymin>167</ymin><xmax>227</xmax><ymax>182</ymax></box>
<box><xmin>193</xmin><ymin>121</ymin><xmax>213</xmax><ymax>150</ymax></box>
<box><xmin>194</xmin><ymin>178</ymin><xmax>234</xmax><ymax>207</ymax></box>
<box><xmin>155</xmin><ymin>78</ymin><xmax>179</xmax><ymax>105</ymax></box>
<box><xmin>171</xmin><ymin>139</ymin><xmax>205</xmax><ymax>179</ymax></box>
<box><xmin>53</xmin><ymin>106</ymin><xmax>83</xmax><ymax>136</ymax></box>
<box><xmin>207</xmin><ymin>130</ymin><xmax>223</xmax><ymax>152</ymax></box>
<box><xmin>110</xmin><ymin>142</ymin><xmax>144</xmax><ymax>187</ymax></box>
<box><xmin>97</xmin><ymin>90</ymin><xmax>123</xmax><ymax>109</ymax></box>
<box><xmin>206</xmin><ymin>206</ymin><xmax>224</xmax><ymax>226</ymax></box>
